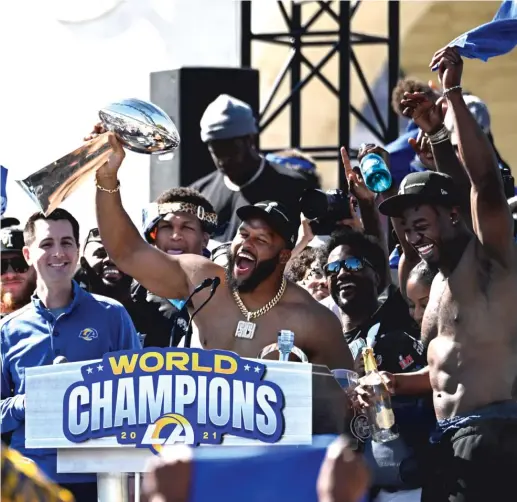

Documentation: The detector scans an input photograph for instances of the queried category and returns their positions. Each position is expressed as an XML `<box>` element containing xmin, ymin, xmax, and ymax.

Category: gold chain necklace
<box><xmin>232</xmin><ymin>276</ymin><xmax>287</xmax><ymax>340</ymax></box>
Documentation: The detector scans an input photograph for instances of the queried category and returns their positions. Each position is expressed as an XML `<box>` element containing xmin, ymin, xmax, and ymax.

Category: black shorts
<box><xmin>421</xmin><ymin>417</ymin><xmax>517</xmax><ymax>502</ymax></box>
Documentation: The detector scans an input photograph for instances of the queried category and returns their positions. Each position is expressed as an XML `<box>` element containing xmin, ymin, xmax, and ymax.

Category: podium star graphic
<box><xmin>97</xmin><ymin>364</ymin><xmax>103</xmax><ymax>372</ymax></box>
<box><xmin>254</xmin><ymin>366</ymin><xmax>260</xmax><ymax>373</ymax></box>
<box><xmin>244</xmin><ymin>364</ymin><xmax>250</xmax><ymax>371</ymax></box>
<box><xmin>86</xmin><ymin>367</ymin><xmax>93</xmax><ymax>374</ymax></box>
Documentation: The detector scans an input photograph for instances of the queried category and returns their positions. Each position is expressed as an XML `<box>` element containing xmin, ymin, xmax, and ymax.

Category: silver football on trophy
<box><xmin>16</xmin><ymin>98</ymin><xmax>180</xmax><ymax>215</ymax></box>
<box><xmin>98</xmin><ymin>98</ymin><xmax>180</xmax><ymax>155</ymax></box>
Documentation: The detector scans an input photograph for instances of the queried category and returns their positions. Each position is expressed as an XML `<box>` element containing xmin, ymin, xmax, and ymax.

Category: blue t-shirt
<box><xmin>0</xmin><ymin>280</ymin><xmax>141</xmax><ymax>484</ymax></box>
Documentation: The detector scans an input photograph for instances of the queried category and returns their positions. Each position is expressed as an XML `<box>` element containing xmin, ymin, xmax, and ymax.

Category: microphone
<box><xmin>169</xmin><ymin>277</ymin><xmax>217</xmax><ymax>348</ymax></box>
<box><xmin>184</xmin><ymin>277</ymin><xmax>221</xmax><ymax>349</ymax></box>
<box><xmin>53</xmin><ymin>355</ymin><xmax>68</xmax><ymax>365</ymax></box>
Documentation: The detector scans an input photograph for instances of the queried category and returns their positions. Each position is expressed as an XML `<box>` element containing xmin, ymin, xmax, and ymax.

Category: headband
<box><xmin>155</xmin><ymin>202</ymin><xmax>218</xmax><ymax>227</ymax></box>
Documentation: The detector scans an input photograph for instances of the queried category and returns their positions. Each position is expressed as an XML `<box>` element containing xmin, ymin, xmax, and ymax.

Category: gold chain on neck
<box><xmin>232</xmin><ymin>276</ymin><xmax>287</xmax><ymax>321</ymax></box>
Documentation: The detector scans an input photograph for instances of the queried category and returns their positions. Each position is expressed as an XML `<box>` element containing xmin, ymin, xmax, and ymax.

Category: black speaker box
<box><xmin>149</xmin><ymin>67</ymin><xmax>260</xmax><ymax>199</ymax></box>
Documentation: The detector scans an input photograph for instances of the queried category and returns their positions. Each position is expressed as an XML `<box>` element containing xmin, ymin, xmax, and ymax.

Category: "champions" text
<box><xmin>62</xmin><ymin>348</ymin><xmax>285</xmax><ymax>452</ymax></box>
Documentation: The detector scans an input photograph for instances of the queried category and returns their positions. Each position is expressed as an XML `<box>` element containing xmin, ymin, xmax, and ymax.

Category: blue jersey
<box><xmin>0</xmin><ymin>280</ymin><xmax>141</xmax><ymax>484</ymax></box>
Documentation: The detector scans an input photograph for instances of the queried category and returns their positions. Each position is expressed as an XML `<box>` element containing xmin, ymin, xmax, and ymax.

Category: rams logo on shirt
<box><xmin>79</xmin><ymin>328</ymin><xmax>98</xmax><ymax>342</ymax></box>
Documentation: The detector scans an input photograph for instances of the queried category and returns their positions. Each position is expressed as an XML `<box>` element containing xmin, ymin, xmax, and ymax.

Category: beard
<box><xmin>226</xmin><ymin>249</ymin><xmax>280</xmax><ymax>293</ymax></box>
<box><xmin>330</xmin><ymin>276</ymin><xmax>376</xmax><ymax>317</ymax></box>
<box><xmin>101</xmin><ymin>273</ymin><xmax>133</xmax><ymax>297</ymax></box>
<box><xmin>1</xmin><ymin>276</ymin><xmax>36</xmax><ymax>316</ymax></box>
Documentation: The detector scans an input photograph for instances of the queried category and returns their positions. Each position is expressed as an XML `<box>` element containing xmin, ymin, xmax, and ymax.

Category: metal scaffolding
<box><xmin>241</xmin><ymin>0</ymin><xmax>400</xmax><ymax>186</ymax></box>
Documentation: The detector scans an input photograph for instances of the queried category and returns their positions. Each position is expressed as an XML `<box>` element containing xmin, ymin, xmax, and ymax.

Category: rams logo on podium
<box><xmin>79</xmin><ymin>328</ymin><xmax>98</xmax><ymax>342</ymax></box>
<box><xmin>62</xmin><ymin>348</ymin><xmax>285</xmax><ymax>454</ymax></box>
<box><xmin>140</xmin><ymin>413</ymin><xmax>194</xmax><ymax>454</ymax></box>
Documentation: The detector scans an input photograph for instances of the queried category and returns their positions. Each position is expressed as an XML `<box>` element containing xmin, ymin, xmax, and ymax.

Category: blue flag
<box><xmin>190</xmin><ymin>435</ymin><xmax>368</xmax><ymax>502</ymax></box>
<box><xmin>449</xmin><ymin>0</ymin><xmax>517</xmax><ymax>61</ymax></box>
<box><xmin>0</xmin><ymin>166</ymin><xmax>7</xmax><ymax>216</ymax></box>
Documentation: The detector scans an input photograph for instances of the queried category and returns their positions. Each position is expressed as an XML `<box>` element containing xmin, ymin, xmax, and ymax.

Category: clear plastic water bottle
<box><xmin>359</xmin><ymin>153</ymin><xmax>392</xmax><ymax>193</ymax></box>
<box><xmin>277</xmin><ymin>330</ymin><xmax>295</xmax><ymax>361</ymax></box>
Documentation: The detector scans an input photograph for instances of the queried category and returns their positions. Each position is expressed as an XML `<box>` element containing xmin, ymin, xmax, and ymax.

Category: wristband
<box><xmin>426</xmin><ymin>126</ymin><xmax>449</xmax><ymax>144</ymax></box>
<box><xmin>443</xmin><ymin>85</ymin><xmax>462</xmax><ymax>98</ymax></box>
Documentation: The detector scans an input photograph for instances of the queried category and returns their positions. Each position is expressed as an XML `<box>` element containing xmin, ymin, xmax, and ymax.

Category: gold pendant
<box><xmin>235</xmin><ymin>320</ymin><xmax>257</xmax><ymax>339</ymax></box>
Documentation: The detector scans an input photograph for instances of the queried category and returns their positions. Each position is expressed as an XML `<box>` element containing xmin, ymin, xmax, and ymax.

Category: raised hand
<box><xmin>400</xmin><ymin>92</ymin><xmax>445</xmax><ymax>135</ymax></box>
<box><xmin>408</xmin><ymin>130</ymin><xmax>436</xmax><ymax>171</ymax></box>
<box><xmin>296</xmin><ymin>214</ymin><xmax>315</xmax><ymax>245</ymax></box>
<box><xmin>336</xmin><ymin>197</ymin><xmax>363</xmax><ymax>233</ymax></box>
<box><xmin>340</xmin><ymin>146</ymin><xmax>374</xmax><ymax>204</ymax></box>
<box><xmin>429</xmin><ymin>46</ymin><xmax>463</xmax><ymax>90</ymax></box>
<box><xmin>83</xmin><ymin>123</ymin><xmax>107</xmax><ymax>142</ymax></box>
<box><xmin>85</xmin><ymin>124</ymin><xmax>126</xmax><ymax>181</ymax></box>
<box><xmin>357</xmin><ymin>143</ymin><xmax>390</xmax><ymax>167</ymax></box>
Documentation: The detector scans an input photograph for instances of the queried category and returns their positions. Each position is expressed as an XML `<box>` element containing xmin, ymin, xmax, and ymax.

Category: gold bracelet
<box><xmin>96</xmin><ymin>179</ymin><xmax>120</xmax><ymax>193</ymax></box>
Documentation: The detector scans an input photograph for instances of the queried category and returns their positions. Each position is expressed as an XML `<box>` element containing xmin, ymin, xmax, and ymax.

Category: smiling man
<box><xmin>92</xmin><ymin>132</ymin><xmax>352</xmax><ymax>369</ymax></box>
<box><xmin>377</xmin><ymin>46</ymin><xmax>517</xmax><ymax>502</ymax></box>
<box><xmin>0</xmin><ymin>209</ymin><xmax>140</xmax><ymax>502</ymax></box>
<box><xmin>322</xmin><ymin>228</ymin><xmax>432</xmax><ymax>492</ymax></box>
<box><xmin>321</xmin><ymin>228</ymin><xmax>423</xmax><ymax>376</ymax></box>
<box><xmin>79</xmin><ymin>227</ymin><xmax>133</xmax><ymax>298</ymax></box>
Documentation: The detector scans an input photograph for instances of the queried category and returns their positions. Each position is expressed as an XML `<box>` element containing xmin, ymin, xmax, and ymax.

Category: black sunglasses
<box><xmin>1</xmin><ymin>256</ymin><xmax>29</xmax><ymax>275</ymax></box>
<box><xmin>323</xmin><ymin>256</ymin><xmax>373</xmax><ymax>276</ymax></box>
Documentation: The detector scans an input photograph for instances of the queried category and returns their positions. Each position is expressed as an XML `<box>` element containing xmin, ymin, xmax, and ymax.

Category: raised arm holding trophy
<box><xmin>89</xmin><ymin>120</ymin><xmax>352</xmax><ymax>370</ymax></box>
<box><xmin>16</xmin><ymin>98</ymin><xmax>180</xmax><ymax>216</ymax></box>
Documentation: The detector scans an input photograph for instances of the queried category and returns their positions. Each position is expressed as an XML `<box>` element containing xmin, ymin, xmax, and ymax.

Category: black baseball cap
<box><xmin>82</xmin><ymin>228</ymin><xmax>103</xmax><ymax>253</ymax></box>
<box><xmin>0</xmin><ymin>226</ymin><xmax>24</xmax><ymax>253</ymax></box>
<box><xmin>1</xmin><ymin>217</ymin><xmax>20</xmax><ymax>229</ymax></box>
<box><xmin>236</xmin><ymin>201</ymin><xmax>299</xmax><ymax>249</ymax></box>
<box><xmin>379</xmin><ymin>171</ymin><xmax>460</xmax><ymax>218</ymax></box>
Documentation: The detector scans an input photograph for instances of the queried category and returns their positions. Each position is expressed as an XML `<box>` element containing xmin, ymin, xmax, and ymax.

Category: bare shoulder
<box><xmin>285</xmin><ymin>282</ymin><xmax>342</xmax><ymax>333</ymax></box>
<box><xmin>175</xmin><ymin>253</ymin><xmax>225</xmax><ymax>286</ymax></box>
<box><xmin>470</xmin><ymin>237</ymin><xmax>517</xmax><ymax>277</ymax></box>
<box><xmin>284</xmin><ymin>282</ymin><xmax>353</xmax><ymax>370</ymax></box>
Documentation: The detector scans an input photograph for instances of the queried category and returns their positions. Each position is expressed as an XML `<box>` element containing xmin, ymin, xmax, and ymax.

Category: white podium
<box><xmin>25</xmin><ymin>356</ymin><xmax>346</xmax><ymax>501</ymax></box>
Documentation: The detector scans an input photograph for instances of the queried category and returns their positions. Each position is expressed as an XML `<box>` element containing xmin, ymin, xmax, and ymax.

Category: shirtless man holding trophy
<box><xmin>16</xmin><ymin>99</ymin><xmax>352</xmax><ymax>370</ymax></box>
<box><xmin>88</xmin><ymin>127</ymin><xmax>353</xmax><ymax>371</ymax></box>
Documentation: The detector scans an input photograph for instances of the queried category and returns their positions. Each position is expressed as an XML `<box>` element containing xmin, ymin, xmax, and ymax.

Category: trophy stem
<box><xmin>16</xmin><ymin>134</ymin><xmax>113</xmax><ymax>216</ymax></box>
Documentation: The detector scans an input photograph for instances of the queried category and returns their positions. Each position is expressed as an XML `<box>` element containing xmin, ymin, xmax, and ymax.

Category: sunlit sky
<box><xmin>0</xmin><ymin>0</ymin><xmax>242</xmax><ymax>239</ymax></box>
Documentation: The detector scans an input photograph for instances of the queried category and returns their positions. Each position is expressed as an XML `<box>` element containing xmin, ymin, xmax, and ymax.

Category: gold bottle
<box><xmin>362</xmin><ymin>347</ymin><xmax>399</xmax><ymax>443</ymax></box>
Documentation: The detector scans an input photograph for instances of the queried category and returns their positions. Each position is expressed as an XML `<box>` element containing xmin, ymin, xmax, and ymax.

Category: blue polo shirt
<box><xmin>0</xmin><ymin>280</ymin><xmax>141</xmax><ymax>484</ymax></box>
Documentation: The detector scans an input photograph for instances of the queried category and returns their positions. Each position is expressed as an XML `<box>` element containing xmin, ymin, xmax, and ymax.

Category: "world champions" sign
<box><xmin>62</xmin><ymin>348</ymin><xmax>286</xmax><ymax>454</ymax></box>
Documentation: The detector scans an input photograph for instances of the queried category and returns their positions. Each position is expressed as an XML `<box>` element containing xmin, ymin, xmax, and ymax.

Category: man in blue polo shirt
<box><xmin>0</xmin><ymin>209</ymin><xmax>141</xmax><ymax>502</ymax></box>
